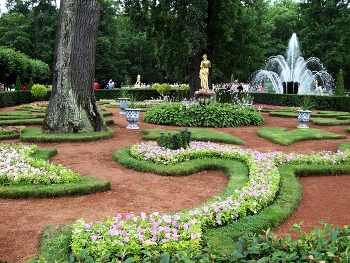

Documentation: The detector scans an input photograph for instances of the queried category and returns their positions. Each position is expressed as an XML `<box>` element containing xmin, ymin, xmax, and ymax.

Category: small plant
<box><xmin>15</xmin><ymin>76</ymin><xmax>22</xmax><ymax>91</ymax></box>
<box><xmin>157</xmin><ymin>128</ymin><xmax>191</xmax><ymax>150</ymax></box>
<box><xmin>298</xmin><ymin>95</ymin><xmax>316</xmax><ymax>110</ymax></box>
<box><xmin>28</xmin><ymin>77</ymin><xmax>34</xmax><ymax>90</ymax></box>
<box><xmin>157</xmin><ymin>83</ymin><xmax>172</xmax><ymax>96</ymax></box>
<box><xmin>151</xmin><ymin>83</ymin><xmax>161</xmax><ymax>91</ymax></box>
<box><xmin>117</xmin><ymin>88</ymin><xmax>129</xmax><ymax>98</ymax></box>
<box><xmin>31</xmin><ymin>84</ymin><xmax>48</xmax><ymax>98</ymax></box>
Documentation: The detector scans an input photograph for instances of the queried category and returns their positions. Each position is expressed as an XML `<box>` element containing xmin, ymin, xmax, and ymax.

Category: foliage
<box><xmin>143</xmin><ymin>102</ymin><xmax>264</xmax><ymax>127</ymax></box>
<box><xmin>157</xmin><ymin>83</ymin><xmax>172</xmax><ymax>96</ymax></box>
<box><xmin>297</xmin><ymin>95</ymin><xmax>316</xmax><ymax>110</ymax></box>
<box><xmin>15</xmin><ymin>75</ymin><xmax>22</xmax><ymax>90</ymax></box>
<box><xmin>117</xmin><ymin>88</ymin><xmax>129</xmax><ymax>98</ymax></box>
<box><xmin>0</xmin><ymin>47</ymin><xmax>51</xmax><ymax>86</ymax></box>
<box><xmin>28</xmin><ymin>77</ymin><xmax>34</xmax><ymax>89</ymax></box>
<box><xmin>334</xmin><ymin>69</ymin><xmax>345</xmax><ymax>96</ymax></box>
<box><xmin>31</xmin><ymin>84</ymin><xmax>48</xmax><ymax>98</ymax></box>
<box><xmin>157</xmin><ymin>128</ymin><xmax>191</xmax><ymax>150</ymax></box>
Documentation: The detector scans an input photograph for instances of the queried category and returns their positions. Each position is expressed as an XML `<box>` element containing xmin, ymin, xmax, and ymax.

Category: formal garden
<box><xmin>0</xmin><ymin>94</ymin><xmax>350</xmax><ymax>263</ymax></box>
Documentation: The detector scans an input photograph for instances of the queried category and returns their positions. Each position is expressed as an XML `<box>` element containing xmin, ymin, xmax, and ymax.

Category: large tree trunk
<box><xmin>42</xmin><ymin>0</ymin><xmax>107</xmax><ymax>133</ymax></box>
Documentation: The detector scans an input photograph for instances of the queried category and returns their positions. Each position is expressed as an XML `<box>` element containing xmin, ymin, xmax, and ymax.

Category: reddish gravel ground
<box><xmin>0</xmin><ymin>105</ymin><xmax>349</xmax><ymax>263</ymax></box>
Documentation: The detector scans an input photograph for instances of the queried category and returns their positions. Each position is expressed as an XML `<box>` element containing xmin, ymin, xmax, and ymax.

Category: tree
<box><xmin>334</xmin><ymin>69</ymin><xmax>345</xmax><ymax>96</ymax></box>
<box><xmin>124</xmin><ymin>0</ymin><xmax>269</xmax><ymax>96</ymax></box>
<box><xmin>0</xmin><ymin>12</ymin><xmax>32</xmax><ymax>56</ymax></box>
<box><xmin>42</xmin><ymin>0</ymin><xmax>107</xmax><ymax>134</ymax></box>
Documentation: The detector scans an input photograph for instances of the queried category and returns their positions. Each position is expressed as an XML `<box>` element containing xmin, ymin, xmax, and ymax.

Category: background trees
<box><xmin>1</xmin><ymin>0</ymin><xmax>350</xmax><ymax>89</ymax></box>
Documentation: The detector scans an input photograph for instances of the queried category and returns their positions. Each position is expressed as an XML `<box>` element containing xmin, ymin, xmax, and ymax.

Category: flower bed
<box><xmin>17</xmin><ymin>101</ymin><xmax>49</xmax><ymax>112</ymax></box>
<box><xmin>0</xmin><ymin>125</ymin><xmax>25</xmax><ymax>136</ymax></box>
<box><xmin>71</xmin><ymin>142</ymin><xmax>350</xmax><ymax>259</ymax></box>
<box><xmin>0</xmin><ymin>144</ymin><xmax>81</xmax><ymax>186</ymax></box>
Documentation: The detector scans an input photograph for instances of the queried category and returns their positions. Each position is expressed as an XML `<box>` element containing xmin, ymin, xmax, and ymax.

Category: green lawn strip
<box><xmin>141</xmin><ymin>128</ymin><xmax>246</xmax><ymax>146</ymax></box>
<box><xmin>257</xmin><ymin>127</ymin><xmax>347</xmax><ymax>146</ymax></box>
<box><xmin>0</xmin><ymin>118</ymin><xmax>44</xmax><ymax>125</ymax></box>
<box><xmin>311</xmin><ymin>118</ymin><xmax>350</xmax><ymax>126</ymax></box>
<box><xmin>102</xmin><ymin>111</ymin><xmax>113</xmax><ymax>117</ymax></box>
<box><xmin>0</xmin><ymin>115</ymin><xmax>41</xmax><ymax>120</ymax></box>
<box><xmin>338</xmin><ymin>142</ymin><xmax>350</xmax><ymax>151</ymax></box>
<box><xmin>0</xmin><ymin>133</ymin><xmax>21</xmax><ymax>140</ymax></box>
<box><xmin>269</xmin><ymin>111</ymin><xmax>298</xmax><ymax>118</ymax></box>
<box><xmin>0</xmin><ymin>147</ymin><xmax>111</xmax><ymax>199</ymax></box>
<box><xmin>20</xmin><ymin>127</ymin><xmax>115</xmax><ymax>143</ymax></box>
<box><xmin>336</xmin><ymin>115</ymin><xmax>350</xmax><ymax>120</ymax></box>
<box><xmin>314</xmin><ymin>111</ymin><xmax>350</xmax><ymax>118</ymax></box>
<box><xmin>0</xmin><ymin>176</ymin><xmax>111</xmax><ymax>199</ymax></box>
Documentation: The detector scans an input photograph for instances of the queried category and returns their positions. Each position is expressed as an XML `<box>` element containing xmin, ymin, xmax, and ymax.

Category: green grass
<box><xmin>314</xmin><ymin>111</ymin><xmax>350</xmax><ymax>118</ymax></box>
<box><xmin>19</xmin><ymin>127</ymin><xmax>115</xmax><ymax>143</ymax></box>
<box><xmin>0</xmin><ymin>118</ymin><xmax>44</xmax><ymax>125</ymax></box>
<box><xmin>269</xmin><ymin>111</ymin><xmax>298</xmax><ymax>118</ymax></box>
<box><xmin>0</xmin><ymin>147</ymin><xmax>111</xmax><ymax>199</ymax></box>
<box><xmin>141</xmin><ymin>128</ymin><xmax>246</xmax><ymax>145</ymax></box>
<box><xmin>311</xmin><ymin>118</ymin><xmax>350</xmax><ymax>126</ymax></box>
<box><xmin>257</xmin><ymin>127</ymin><xmax>347</xmax><ymax>146</ymax></box>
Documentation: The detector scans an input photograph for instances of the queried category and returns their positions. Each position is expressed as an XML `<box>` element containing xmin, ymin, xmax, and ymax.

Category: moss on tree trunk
<box><xmin>43</xmin><ymin>0</ymin><xmax>107</xmax><ymax>134</ymax></box>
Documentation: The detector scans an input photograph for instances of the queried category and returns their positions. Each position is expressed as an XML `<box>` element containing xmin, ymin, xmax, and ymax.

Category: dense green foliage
<box><xmin>157</xmin><ymin>128</ymin><xmax>192</xmax><ymax>150</ymax></box>
<box><xmin>143</xmin><ymin>103</ymin><xmax>264</xmax><ymax>127</ymax></box>
<box><xmin>334</xmin><ymin>69</ymin><xmax>345</xmax><ymax>96</ymax></box>
<box><xmin>1</xmin><ymin>0</ymin><xmax>350</xmax><ymax>88</ymax></box>
<box><xmin>31</xmin><ymin>84</ymin><xmax>47</xmax><ymax>98</ymax></box>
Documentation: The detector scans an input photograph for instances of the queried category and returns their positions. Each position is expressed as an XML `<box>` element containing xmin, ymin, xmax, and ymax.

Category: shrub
<box><xmin>15</xmin><ymin>76</ymin><xmax>22</xmax><ymax>91</ymax></box>
<box><xmin>28</xmin><ymin>77</ymin><xmax>34</xmax><ymax>90</ymax></box>
<box><xmin>157</xmin><ymin>128</ymin><xmax>191</xmax><ymax>150</ymax></box>
<box><xmin>143</xmin><ymin>102</ymin><xmax>264</xmax><ymax>127</ymax></box>
<box><xmin>151</xmin><ymin>83</ymin><xmax>161</xmax><ymax>91</ymax></box>
<box><xmin>31</xmin><ymin>84</ymin><xmax>48</xmax><ymax>98</ymax></box>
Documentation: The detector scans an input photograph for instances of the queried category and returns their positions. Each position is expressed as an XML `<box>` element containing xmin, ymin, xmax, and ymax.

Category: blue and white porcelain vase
<box><xmin>125</xmin><ymin>108</ymin><xmax>141</xmax><ymax>129</ymax></box>
<box><xmin>297</xmin><ymin>110</ymin><xmax>311</xmax><ymax>128</ymax></box>
<box><xmin>118</xmin><ymin>98</ymin><xmax>129</xmax><ymax>114</ymax></box>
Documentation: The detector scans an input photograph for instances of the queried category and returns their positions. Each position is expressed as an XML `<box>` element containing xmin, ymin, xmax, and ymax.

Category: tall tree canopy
<box><xmin>42</xmin><ymin>0</ymin><xmax>107</xmax><ymax>133</ymax></box>
<box><xmin>124</xmin><ymin>0</ymin><xmax>269</xmax><ymax>95</ymax></box>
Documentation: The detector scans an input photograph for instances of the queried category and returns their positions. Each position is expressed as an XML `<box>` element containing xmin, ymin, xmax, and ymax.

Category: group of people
<box><xmin>93</xmin><ymin>79</ymin><xmax>122</xmax><ymax>90</ymax></box>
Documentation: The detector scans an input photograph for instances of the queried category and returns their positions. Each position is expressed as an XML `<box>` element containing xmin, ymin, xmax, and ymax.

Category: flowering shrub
<box><xmin>253</xmin><ymin>104</ymin><xmax>300</xmax><ymax>111</ymax></box>
<box><xmin>72</xmin><ymin>212</ymin><xmax>202</xmax><ymax>260</ymax></box>
<box><xmin>0</xmin><ymin>125</ymin><xmax>25</xmax><ymax>135</ymax></box>
<box><xmin>18</xmin><ymin>101</ymin><xmax>49</xmax><ymax>111</ymax></box>
<box><xmin>72</xmin><ymin>142</ymin><xmax>350</xmax><ymax>259</ymax></box>
<box><xmin>0</xmin><ymin>144</ymin><xmax>81</xmax><ymax>186</ymax></box>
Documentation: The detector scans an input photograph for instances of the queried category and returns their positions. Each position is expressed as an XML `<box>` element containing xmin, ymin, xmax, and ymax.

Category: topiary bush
<box><xmin>31</xmin><ymin>84</ymin><xmax>47</xmax><ymax>98</ymax></box>
<box><xmin>157</xmin><ymin>128</ymin><xmax>191</xmax><ymax>150</ymax></box>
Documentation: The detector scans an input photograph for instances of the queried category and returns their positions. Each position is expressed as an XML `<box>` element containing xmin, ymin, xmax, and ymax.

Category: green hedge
<box><xmin>2</xmin><ymin>89</ymin><xmax>350</xmax><ymax>112</ymax></box>
<box><xmin>0</xmin><ymin>90</ymin><xmax>51</xmax><ymax>107</ymax></box>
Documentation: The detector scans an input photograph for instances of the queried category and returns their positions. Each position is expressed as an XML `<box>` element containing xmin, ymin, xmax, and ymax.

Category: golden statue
<box><xmin>199</xmin><ymin>53</ymin><xmax>211</xmax><ymax>90</ymax></box>
<box><xmin>135</xmin><ymin>74</ymin><xmax>141</xmax><ymax>87</ymax></box>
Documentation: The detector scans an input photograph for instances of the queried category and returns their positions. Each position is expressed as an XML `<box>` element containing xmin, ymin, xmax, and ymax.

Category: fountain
<box><xmin>251</xmin><ymin>33</ymin><xmax>334</xmax><ymax>94</ymax></box>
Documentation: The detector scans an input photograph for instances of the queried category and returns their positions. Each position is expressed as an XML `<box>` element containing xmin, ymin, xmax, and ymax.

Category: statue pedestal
<box><xmin>194</xmin><ymin>89</ymin><xmax>216</xmax><ymax>105</ymax></box>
